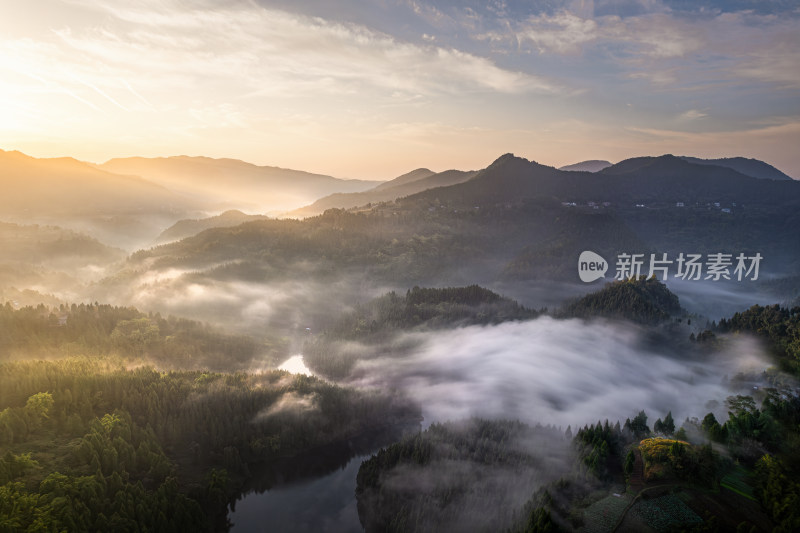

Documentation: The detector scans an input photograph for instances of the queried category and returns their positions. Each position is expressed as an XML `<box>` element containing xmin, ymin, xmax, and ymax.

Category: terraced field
<box><xmin>582</xmin><ymin>493</ymin><xmax>632</xmax><ymax>533</ymax></box>
<box><xmin>630</xmin><ymin>493</ymin><xmax>703</xmax><ymax>532</ymax></box>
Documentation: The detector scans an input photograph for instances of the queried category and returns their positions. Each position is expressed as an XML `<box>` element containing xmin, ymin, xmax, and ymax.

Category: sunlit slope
<box><xmin>155</xmin><ymin>210</ymin><xmax>270</xmax><ymax>244</ymax></box>
<box><xmin>100</xmin><ymin>155</ymin><xmax>380</xmax><ymax>213</ymax></box>
<box><xmin>0</xmin><ymin>150</ymin><xmax>198</xmax><ymax>216</ymax></box>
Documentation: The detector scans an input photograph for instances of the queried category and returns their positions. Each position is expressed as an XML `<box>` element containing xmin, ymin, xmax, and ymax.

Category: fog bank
<box><xmin>347</xmin><ymin>316</ymin><xmax>770</xmax><ymax>428</ymax></box>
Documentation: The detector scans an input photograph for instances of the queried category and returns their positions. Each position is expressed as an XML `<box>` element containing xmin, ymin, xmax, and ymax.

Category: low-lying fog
<box><xmin>346</xmin><ymin>316</ymin><xmax>771</xmax><ymax>429</ymax></box>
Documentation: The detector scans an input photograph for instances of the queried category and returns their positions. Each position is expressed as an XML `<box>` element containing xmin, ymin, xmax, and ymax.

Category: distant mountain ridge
<box><xmin>678</xmin><ymin>156</ymin><xmax>793</xmax><ymax>180</ymax></box>
<box><xmin>559</xmin><ymin>160</ymin><xmax>612</xmax><ymax>172</ymax></box>
<box><xmin>400</xmin><ymin>153</ymin><xmax>800</xmax><ymax>208</ymax></box>
<box><xmin>100</xmin><ymin>155</ymin><xmax>380</xmax><ymax>214</ymax></box>
<box><xmin>155</xmin><ymin>210</ymin><xmax>270</xmax><ymax>244</ymax></box>
<box><xmin>558</xmin><ymin>156</ymin><xmax>792</xmax><ymax>180</ymax></box>
<box><xmin>371</xmin><ymin>168</ymin><xmax>436</xmax><ymax>191</ymax></box>
<box><xmin>290</xmin><ymin>168</ymin><xmax>478</xmax><ymax>217</ymax></box>
<box><xmin>0</xmin><ymin>149</ymin><xmax>197</xmax><ymax>216</ymax></box>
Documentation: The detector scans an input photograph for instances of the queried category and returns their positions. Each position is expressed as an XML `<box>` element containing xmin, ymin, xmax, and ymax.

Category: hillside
<box><xmin>108</xmin><ymin>152</ymin><xmax>800</xmax><ymax>302</ymax></box>
<box><xmin>100</xmin><ymin>156</ymin><xmax>379</xmax><ymax>213</ymax></box>
<box><xmin>679</xmin><ymin>156</ymin><xmax>794</xmax><ymax>180</ymax></box>
<box><xmin>559</xmin><ymin>277</ymin><xmax>683</xmax><ymax>325</ymax></box>
<box><xmin>155</xmin><ymin>210</ymin><xmax>270</xmax><ymax>244</ymax></box>
<box><xmin>290</xmin><ymin>169</ymin><xmax>477</xmax><ymax>217</ymax></box>
<box><xmin>0</xmin><ymin>222</ymin><xmax>125</xmax><ymax>266</ymax></box>
<box><xmin>369</xmin><ymin>168</ymin><xmax>436</xmax><ymax>191</ymax></box>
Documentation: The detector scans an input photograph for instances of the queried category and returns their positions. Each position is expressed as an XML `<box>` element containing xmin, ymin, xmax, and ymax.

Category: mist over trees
<box><xmin>1</xmin><ymin>151</ymin><xmax>800</xmax><ymax>531</ymax></box>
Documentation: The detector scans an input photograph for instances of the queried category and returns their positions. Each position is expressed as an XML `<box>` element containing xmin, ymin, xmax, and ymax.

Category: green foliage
<box><xmin>662</xmin><ymin>411</ymin><xmax>676</xmax><ymax>435</ymax></box>
<box><xmin>522</xmin><ymin>506</ymin><xmax>564</xmax><ymax>533</ymax></box>
<box><xmin>754</xmin><ymin>454</ymin><xmax>800</xmax><ymax>532</ymax></box>
<box><xmin>560</xmin><ymin>277</ymin><xmax>682</xmax><ymax>325</ymax></box>
<box><xmin>717</xmin><ymin>304</ymin><xmax>800</xmax><ymax>376</ymax></box>
<box><xmin>0</xmin><ymin>452</ymin><xmax>39</xmax><ymax>484</ymax></box>
<box><xmin>624</xmin><ymin>450</ymin><xmax>635</xmax><ymax>477</ymax></box>
<box><xmin>574</xmin><ymin>420</ymin><xmax>621</xmax><ymax>480</ymax></box>
<box><xmin>0</xmin><ymin>357</ymin><xmax>419</xmax><ymax>531</ymax></box>
<box><xmin>638</xmin><ymin>438</ymin><xmax>718</xmax><ymax>484</ymax></box>
<box><xmin>0</xmin><ymin>302</ymin><xmax>281</xmax><ymax>371</ymax></box>
<box><xmin>625</xmin><ymin>410</ymin><xmax>651</xmax><ymax>439</ymax></box>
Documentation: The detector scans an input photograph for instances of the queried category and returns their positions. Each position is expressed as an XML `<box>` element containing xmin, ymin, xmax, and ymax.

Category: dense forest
<box><xmin>0</xmin><ymin>302</ymin><xmax>285</xmax><ymax>371</ymax></box>
<box><xmin>0</xmin><ymin>357</ymin><xmax>420</xmax><ymax>531</ymax></box>
<box><xmin>559</xmin><ymin>277</ymin><xmax>683</xmax><ymax>325</ymax></box>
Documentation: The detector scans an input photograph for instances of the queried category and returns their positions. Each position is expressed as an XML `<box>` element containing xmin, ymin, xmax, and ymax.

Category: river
<box><xmin>229</xmin><ymin>452</ymin><xmax>368</xmax><ymax>533</ymax></box>
<box><xmin>229</xmin><ymin>355</ymin><xmax>375</xmax><ymax>532</ymax></box>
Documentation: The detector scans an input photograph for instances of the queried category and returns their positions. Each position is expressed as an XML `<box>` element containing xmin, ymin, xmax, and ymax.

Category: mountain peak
<box><xmin>489</xmin><ymin>153</ymin><xmax>528</xmax><ymax>166</ymax></box>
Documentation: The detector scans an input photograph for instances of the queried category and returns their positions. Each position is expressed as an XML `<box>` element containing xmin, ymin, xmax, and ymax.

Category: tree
<box><xmin>24</xmin><ymin>392</ymin><xmax>54</xmax><ymax>431</ymax></box>
<box><xmin>624</xmin><ymin>450</ymin><xmax>635</xmax><ymax>476</ymax></box>
<box><xmin>663</xmin><ymin>411</ymin><xmax>675</xmax><ymax>435</ymax></box>
<box><xmin>630</xmin><ymin>411</ymin><xmax>650</xmax><ymax>438</ymax></box>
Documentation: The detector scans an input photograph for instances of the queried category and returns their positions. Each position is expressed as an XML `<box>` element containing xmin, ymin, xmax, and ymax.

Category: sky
<box><xmin>1</xmin><ymin>0</ymin><xmax>798</xmax><ymax>180</ymax></box>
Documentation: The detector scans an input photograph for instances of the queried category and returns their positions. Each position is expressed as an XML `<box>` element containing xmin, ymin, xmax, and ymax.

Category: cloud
<box><xmin>347</xmin><ymin>316</ymin><xmax>772</xmax><ymax>428</ymax></box>
<box><xmin>480</xmin><ymin>11</ymin><xmax>702</xmax><ymax>58</ymax></box>
<box><xmin>680</xmin><ymin>109</ymin><xmax>708</xmax><ymax>120</ymax></box>
<box><xmin>476</xmin><ymin>6</ymin><xmax>800</xmax><ymax>93</ymax></box>
<box><xmin>255</xmin><ymin>391</ymin><xmax>319</xmax><ymax>419</ymax></box>
<box><xmin>43</xmin><ymin>0</ymin><xmax>555</xmax><ymax>97</ymax></box>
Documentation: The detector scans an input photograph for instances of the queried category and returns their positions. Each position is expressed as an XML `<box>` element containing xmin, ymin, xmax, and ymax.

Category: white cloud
<box><xmin>347</xmin><ymin>317</ymin><xmax>771</xmax><ymax>428</ymax></box>
<box><xmin>39</xmin><ymin>0</ymin><xmax>555</xmax><ymax>98</ymax></box>
<box><xmin>680</xmin><ymin>109</ymin><xmax>708</xmax><ymax>120</ymax></box>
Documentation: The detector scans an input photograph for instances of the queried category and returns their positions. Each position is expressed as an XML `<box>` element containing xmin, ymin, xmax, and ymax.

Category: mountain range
<box><xmin>402</xmin><ymin>154</ymin><xmax>799</xmax><ymax>208</ymax></box>
<box><xmin>290</xmin><ymin>168</ymin><xmax>478</xmax><ymax>216</ymax></box>
<box><xmin>99</xmin><ymin>156</ymin><xmax>379</xmax><ymax>214</ymax></box>
<box><xmin>0</xmin><ymin>149</ymin><xmax>194</xmax><ymax>217</ymax></box>
<box><xmin>558</xmin><ymin>157</ymin><xmax>793</xmax><ymax>180</ymax></box>
<box><xmin>155</xmin><ymin>210</ymin><xmax>270</xmax><ymax>244</ymax></box>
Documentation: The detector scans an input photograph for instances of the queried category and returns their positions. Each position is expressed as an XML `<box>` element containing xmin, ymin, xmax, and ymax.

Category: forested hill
<box><xmin>678</xmin><ymin>156</ymin><xmax>794</xmax><ymax>180</ymax></box>
<box><xmin>155</xmin><ymin>210</ymin><xmax>270</xmax><ymax>244</ymax></box>
<box><xmin>290</xmin><ymin>169</ymin><xmax>477</xmax><ymax>216</ymax></box>
<box><xmin>324</xmin><ymin>285</ymin><xmax>536</xmax><ymax>341</ymax></box>
<box><xmin>559</xmin><ymin>277</ymin><xmax>683</xmax><ymax>325</ymax></box>
<box><xmin>717</xmin><ymin>304</ymin><xmax>800</xmax><ymax>375</ymax></box>
<box><xmin>303</xmin><ymin>285</ymin><xmax>536</xmax><ymax>379</ymax></box>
